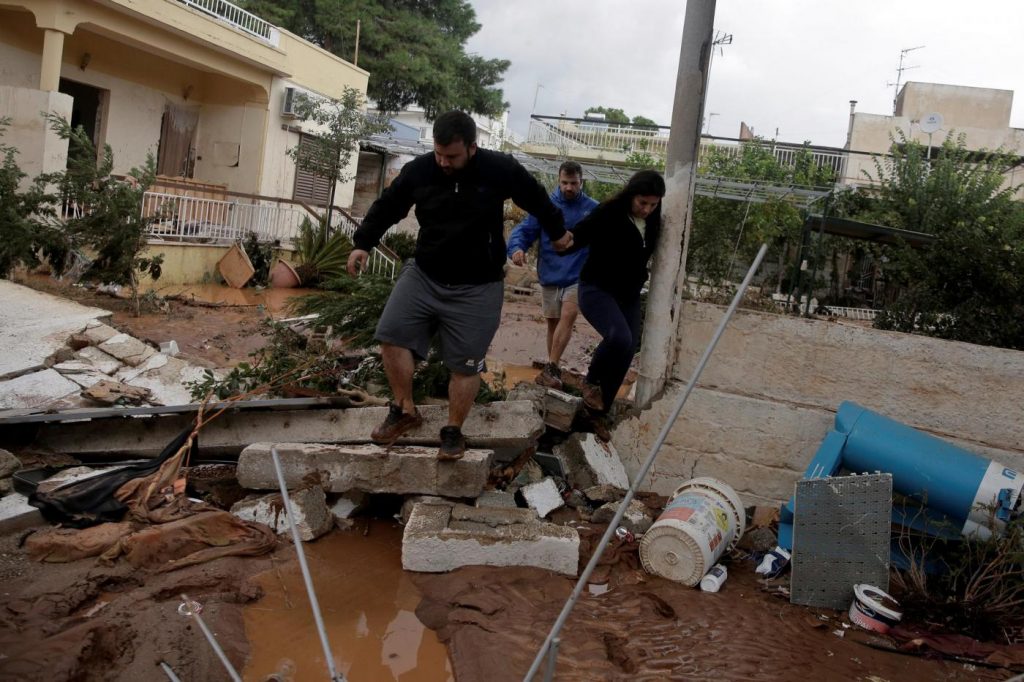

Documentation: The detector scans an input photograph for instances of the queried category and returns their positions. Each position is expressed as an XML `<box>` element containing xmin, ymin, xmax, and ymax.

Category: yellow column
<box><xmin>39</xmin><ymin>28</ymin><xmax>65</xmax><ymax>91</ymax></box>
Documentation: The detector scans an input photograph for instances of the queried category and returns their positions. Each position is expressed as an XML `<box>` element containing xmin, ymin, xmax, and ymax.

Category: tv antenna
<box><xmin>889</xmin><ymin>45</ymin><xmax>925</xmax><ymax>114</ymax></box>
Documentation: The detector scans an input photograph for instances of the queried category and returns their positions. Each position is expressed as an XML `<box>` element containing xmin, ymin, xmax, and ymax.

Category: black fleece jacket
<box><xmin>568</xmin><ymin>201</ymin><xmax>661</xmax><ymax>299</ymax></box>
<box><xmin>353</xmin><ymin>149</ymin><xmax>565</xmax><ymax>285</ymax></box>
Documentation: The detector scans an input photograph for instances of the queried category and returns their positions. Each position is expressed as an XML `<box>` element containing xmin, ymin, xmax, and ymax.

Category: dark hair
<box><xmin>433</xmin><ymin>110</ymin><xmax>477</xmax><ymax>146</ymax></box>
<box><xmin>558</xmin><ymin>160</ymin><xmax>583</xmax><ymax>178</ymax></box>
<box><xmin>606</xmin><ymin>169</ymin><xmax>666</xmax><ymax>224</ymax></box>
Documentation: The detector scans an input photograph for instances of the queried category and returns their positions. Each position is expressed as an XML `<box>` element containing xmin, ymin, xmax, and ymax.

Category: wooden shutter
<box><xmin>292</xmin><ymin>133</ymin><xmax>332</xmax><ymax>205</ymax></box>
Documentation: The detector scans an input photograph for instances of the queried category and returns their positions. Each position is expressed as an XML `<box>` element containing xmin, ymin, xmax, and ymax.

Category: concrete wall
<box><xmin>614</xmin><ymin>301</ymin><xmax>1024</xmax><ymax>505</ymax></box>
<box><xmin>0</xmin><ymin>85</ymin><xmax>71</xmax><ymax>184</ymax></box>
<box><xmin>138</xmin><ymin>241</ymin><xmax>298</xmax><ymax>288</ymax></box>
<box><xmin>896</xmin><ymin>82</ymin><xmax>1012</xmax><ymax>131</ymax></box>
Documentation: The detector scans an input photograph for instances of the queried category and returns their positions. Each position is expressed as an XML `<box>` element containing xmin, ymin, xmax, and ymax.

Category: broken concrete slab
<box><xmin>402</xmin><ymin>502</ymin><xmax>579</xmax><ymax>576</ymax></box>
<box><xmin>61</xmin><ymin>370</ymin><xmax>110</xmax><ymax>389</ymax></box>
<box><xmin>125</xmin><ymin>356</ymin><xmax>206</xmax><ymax>406</ymax></box>
<box><xmin>555</xmin><ymin>433</ymin><xmax>630</xmax><ymax>490</ymax></box>
<box><xmin>506</xmin><ymin>383</ymin><xmax>581</xmax><ymax>432</ymax></box>
<box><xmin>82</xmin><ymin>380</ymin><xmax>151</xmax><ymax>406</ymax></box>
<box><xmin>0</xmin><ymin>493</ymin><xmax>45</xmax><ymax>533</ymax></box>
<box><xmin>475</xmin><ymin>490</ymin><xmax>517</xmax><ymax>509</ymax></box>
<box><xmin>0</xmin><ymin>369</ymin><xmax>80</xmax><ymax>409</ymax></box>
<box><xmin>238</xmin><ymin>442</ymin><xmax>492</xmax><ymax>498</ymax></box>
<box><xmin>30</xmin><ymin>401</ymin><xmax>543</xmax><ymax>459</ymax></box>
<box><xmin>75</xmin><ymin>346</ymin><xmax>122</xmax><ymax>375</ymax></box>
<box><xmin>521</xmin><ymin>477</ymin><xmax>564</xmax><ymax>518</ymax></box>
<box><xmin>81</xmin><ymin>320</ymin><xmax>120</xmax><ymax>345</ymax></box>
<box><xmin>592</xmin><ymin>499</ymin><xmax>655</xmax><ymax>535</ymax></box>
<box><xmin>98</xmin><ymin>333</ymin><xmax>156</xmax><ymax>367</ymax></box>
<box><xmin>0</xmin><ymin>280</ymin><xmax>111</xmax><ymax>381</ymax></box>
<box><xmin>400</xmin><ymin>495</ymin><xmax>453</xmax><ymax>524</ymax></box>
<box><xmin>231</xmin><ymin>488</ymin><xmax>333</xmax><ymax>541</ymax></box>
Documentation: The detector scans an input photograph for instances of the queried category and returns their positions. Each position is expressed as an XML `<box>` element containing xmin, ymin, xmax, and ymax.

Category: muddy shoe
<box><xmin>581</xmin><ymin>382</ymin><xmax>605</xmax><ymax>412</ymax></box>
<box><xmin>437</xmin><ymin>425</ymin><xmax>467</xmax><ymax>461</ymax></box>
<box><xmin>590</xmin><ymin>413</ymin><xmax>612</xmax><ymax>442</ymax></box>
<box><xmin>535</xmin><ymin>362</ymin><xmax>563</xmax><ymax>390</ymax></box>
<box><xmin>370</xmin><ymin>403</ymin><xmax>423</xmax><ymax>445</ymax></box>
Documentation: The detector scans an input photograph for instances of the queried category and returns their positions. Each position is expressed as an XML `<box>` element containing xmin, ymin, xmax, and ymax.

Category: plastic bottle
<box><xmin>699</xmin><ymin>563</ymin><xmax>728</xmax><ymax>592</ymax></box>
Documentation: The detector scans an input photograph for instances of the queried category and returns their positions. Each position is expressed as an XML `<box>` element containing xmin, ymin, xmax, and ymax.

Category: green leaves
<box><xmin>294</xmin><ymin>216</ymin><xmax>353</xmax><ymax>285</ymax></box>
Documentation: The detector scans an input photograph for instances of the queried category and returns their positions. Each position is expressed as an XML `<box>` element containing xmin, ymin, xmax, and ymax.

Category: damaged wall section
<box><xmin>615</xmin><ymin>300</ymin><xmax>1024</xmax><ymax>505</ymax></box>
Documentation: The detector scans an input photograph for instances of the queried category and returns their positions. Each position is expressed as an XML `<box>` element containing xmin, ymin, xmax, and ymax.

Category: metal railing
<box><xmin>143</xmin><ymin>191</ymin><xmax>307</xmax><ymax>245</ymax></box>
<box><xmin>327</xmin><ymin>207</ymin><xmax>399</xmax><ymax>279</ymax></box>
<box><xmin>176</xmin><ymin>0</ymin><xmax>280</xmax><ymax>46</ymax></box>
<box><xmin>819</xmin><ymin>305</ymin><xmax>878</xmax><ymax>321</ymax></box>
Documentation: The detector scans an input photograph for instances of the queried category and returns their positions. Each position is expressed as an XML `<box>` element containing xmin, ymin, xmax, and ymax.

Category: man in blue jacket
<box><xmin>348</xmin><ymin>111</ymin><xmax>571</xmax><ymax>460</ymax></box>
<box><xmin>508</xmin><ymin>161</ymin><xmax>598</xmax><ymax>390</ymax></box>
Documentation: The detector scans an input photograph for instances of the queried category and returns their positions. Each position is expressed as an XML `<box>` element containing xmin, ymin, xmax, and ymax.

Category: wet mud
<box><xmin>243</xmin><ymin>521</ymin><xmax>453</xmax><ymax>682</ymax></box>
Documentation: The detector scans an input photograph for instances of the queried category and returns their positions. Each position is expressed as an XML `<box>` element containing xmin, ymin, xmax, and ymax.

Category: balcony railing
<box><xmin>176</xmin><ymin>0</ymin><xmax>281</xmax><ymax>46</ymax></box>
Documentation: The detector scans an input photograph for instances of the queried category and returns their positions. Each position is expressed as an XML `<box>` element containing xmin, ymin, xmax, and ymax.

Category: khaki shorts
<box><xmin>541</xmin><ymin>283</ymin><xmax>579</xmax><ymax>319</ymax></box>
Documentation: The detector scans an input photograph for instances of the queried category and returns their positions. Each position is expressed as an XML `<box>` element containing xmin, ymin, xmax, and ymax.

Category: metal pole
<box><xmin>158</xmin><ymin>661</ymin><xmax>182</xmax><ymax>682</ymax></box>
<box><xmin>635</xmin><ymin>0</ymin><xmax>717</xmax><ymax>408</ymax></box>
<box><xmin>179</xmin><ymin>594</ymin><xmax>242</xmax><ymax>682</ymax></box>
<box><xmin>522</xmin><ymin>243</ymin><xmax>769</xmax><ymax>682</ymax></box>
<box><xmin>271</xmin><ymin>447</ymin><xmax>344</xmax><ymax>682</ymax></box>
<box><xmin>542</xmin><ymin>637</ymin><xmax>560</xmax><ymax>682</ymax></box>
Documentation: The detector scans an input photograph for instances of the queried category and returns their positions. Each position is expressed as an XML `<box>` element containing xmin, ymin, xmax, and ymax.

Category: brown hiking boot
<box><xmin>535</xmin><ymin>362</ymin><xmax>563</xmax><ymax>389</ymax></box>
<box><xmin>587</xmin><ymin>410</ymin><xmax>612</xmax><ymax>442</ymax></box>
<box><xmin>371</xmin><ymin>403</ymin><xmax>423</xmax><ymax>445</ymax></box>
<box><xmin>437</xmin><ymin>425</ymin><xmax>466</xmax><ymax>461</ymax></box>
<box><xmin>581</xmin><ymin>382</ymin><xmax>605</xmax><ymax>412</ymax></box>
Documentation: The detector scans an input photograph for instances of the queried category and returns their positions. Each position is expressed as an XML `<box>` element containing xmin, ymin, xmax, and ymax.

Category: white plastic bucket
<box><xmin>639</xmin><ymin>477</ymin><xmax>746</xmax><ymax>586</ymax></box>
<box><xmin>848</xmin><ymin>584</ymin><xmax>902</xmax><ymax>633</ymax></box>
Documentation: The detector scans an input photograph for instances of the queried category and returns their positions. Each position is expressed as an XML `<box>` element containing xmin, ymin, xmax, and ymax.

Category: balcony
<box><xmin>176</xmin><ymin>0</ymin><xmax>280</xmax><ymax>46</ymax></box>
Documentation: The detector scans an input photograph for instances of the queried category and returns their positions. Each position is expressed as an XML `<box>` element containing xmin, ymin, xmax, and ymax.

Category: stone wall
<box><xmin>613</xmin><ymin>301</ymin><xmax>1024</xmax><ymax>505</ymax></box>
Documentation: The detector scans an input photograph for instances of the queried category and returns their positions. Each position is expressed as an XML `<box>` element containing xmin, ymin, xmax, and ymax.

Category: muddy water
<box><xmin>159</xmin><ymin>283</ymin><xmax>316</xmax><ymax>315</ymax></box>
<box><xmin>243</xmin><ymin>522</ymin><xmax>453</xmax><ymax>682</ymax></box>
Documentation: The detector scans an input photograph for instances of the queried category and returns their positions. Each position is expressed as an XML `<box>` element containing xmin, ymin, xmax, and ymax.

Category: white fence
<box><xmin>820</xmin><ymin>306</ymin><xmax>879</xmax><ymax>321</ymax></box>
<box><xmin>143</xmin><ymin>192</ymin><xmax>307</xmax><ymax>245</ymax></box>
<box><xmin>176</xmin><ymin>0</ymin><xmax>280</xmax><ymax>46</ymax></box>
<box><xmin>525</xmin><ymin>118</ymin><xmax>670</xmax><ymax>158</ymax></box>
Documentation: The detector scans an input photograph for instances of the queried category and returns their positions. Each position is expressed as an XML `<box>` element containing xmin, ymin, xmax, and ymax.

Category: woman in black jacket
<box><xmin>566</xmin><ymin>170</ymin><xmax>666</xmax><ymax>439</ymax></box>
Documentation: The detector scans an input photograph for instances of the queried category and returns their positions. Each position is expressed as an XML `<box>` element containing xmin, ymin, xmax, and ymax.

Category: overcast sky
<box><xmin>465</xmin><ymin>0</ymin><xmax>1024</xmax><ymax>148</ymax></box>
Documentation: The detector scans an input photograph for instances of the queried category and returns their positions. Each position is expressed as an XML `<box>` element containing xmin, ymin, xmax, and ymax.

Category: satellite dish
<box><xmin>919</xmin><ymin>112</ymin><xmax>943</xmax><ymax>134</ymax></box>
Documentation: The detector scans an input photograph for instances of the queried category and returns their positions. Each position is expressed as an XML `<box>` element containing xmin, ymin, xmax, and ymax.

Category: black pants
<box><xmin>578</xmin><ymin>282</ymin><xmax>642</xmax><ymax>413</ymax></box>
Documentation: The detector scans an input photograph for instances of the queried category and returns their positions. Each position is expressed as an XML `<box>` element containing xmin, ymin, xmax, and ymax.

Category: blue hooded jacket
<box><xmin>507</xmin><ymin>187</ymin><xmax>598</xmax><ymax>287</ymax></box>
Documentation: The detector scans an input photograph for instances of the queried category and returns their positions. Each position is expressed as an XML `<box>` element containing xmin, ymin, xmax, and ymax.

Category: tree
<box><xmin>688</xmin><ymin>138</ymin><xmax>836</xmax><ymax>289</ymax></box>
<box><xmin>286</xmin><ymin>86</ymin><xmax>390</xmax><ymax>229</ymax></box>
<box><xmin>632</xmin><ymin>115</ymin><xmax>658</xmax><ymax>128</ymax></box>
<box><xmin>864</xmin><ymin>132</ymin><xmax>1024</xmax><ymax>349</ymax></box>
<box><xmin>241</xmin><ymin>0</ymin><xmax>510</xmax><ymax>119</ymax></box>
<box><xmin>44</xmin><ymin>114</ymin><xmax>164</xmax><ymax>315</ymax></box>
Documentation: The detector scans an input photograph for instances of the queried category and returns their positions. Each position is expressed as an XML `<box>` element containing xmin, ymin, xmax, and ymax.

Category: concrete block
<box><xmin>0</xmin><ymin>449</ymin><xmax>22</xmax><ymax>479</ymax></box>
<box><xmin>81</xmin><ymin>322</ymin><xmax>120</xmax><ymax>346</ymax></box>
<box><xmin>521</xmin><ymin>477</ymin><xmax>564</xmax><ymax>518</ymax></box>
<box><xmin>76</xmin><ymin>348</ymin><xmax>121</xmax><ymax>374</ymax></box>
<box><xmin>592</xmin><ymin>499</ymin><xmax>654</xmax><ymax>535</ymax></box>
<box><xmin>0</xmin><ymin>493</ymin><xmax>45</xmax><ymax>533</ymax></box>
<box><xmin>329</xmin><ymin>491</ymin><xmax>369</xmax><ymax>521</ymax></box>
<box><xmin>555</xmin><ymin>433</ymin><xmax>629</xmax><ymax>490</ymax></box>
<box><xmin>98</xmin><ymin>333</ymin><xmax>156</xmax><ymax>367</ymax></box>
<box><xmin>400</xmin><ymin>495</ymin><xmax>453</xmax><ymax>524</ymax></box>
<box><xmin>238</xmin><ymin>443</ymin><xmax>493</xmax><ymax>498</ymax></box>
<box><xmin>125</xmin><ymin>356</ymin><xmax>206</xmax><ymax>406</ymax></box>
<box><xmin>543</xmin><ymin>388</ymin><xmax>581</xmax><ymax>432</ymax></box>
<box><xmin>231</xmin><ymin>488</ymin><xmax>333</xmax><ymax>541</ymax></box>
<box><xmin>61</xmin><ymin>370</ymin><xmax>110</xmax><ymax>389</ymax></box>
<box><xmin>402</xmin><ymin>502</ymin><xmax>580</xmax><ymax>576</ymax></box>
<box><xmin>475</xmin><ymin>490</ymin><xmax>517</xmax><ymax>509</ymax></box>
<box><xmin>0</xmin><ymin>369</ymin><xmax>80</xmax><ymax>409</ymax></box>
<box><xmin>31</xmin><ymin>401</ymin><xmax>543</xmax><ymax>459</ymax></box>
<box><xmin>533</xmin><ymin>451</ymin><xmax>568</xmax><ymax>478</ymax></box>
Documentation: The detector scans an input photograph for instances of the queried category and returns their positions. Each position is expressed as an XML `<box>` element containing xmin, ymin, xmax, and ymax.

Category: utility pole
<box><xmin>353</xmin><ymin>19</ymin><xmax>361</xmax><ymax>66</ymax></box>
<box><xmin>531</xmin><ymin>83</ymin><xmax>544</xmax><ymax>114</ymax></box>
<box><xmin>635</xmin><ymin>0</ymin><xmax>716</xmax><ymax>408</ymax></box>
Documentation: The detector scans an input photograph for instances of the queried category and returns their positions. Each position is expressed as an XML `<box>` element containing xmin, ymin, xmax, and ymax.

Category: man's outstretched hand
<box><xmin>510</xmin><ymin>249</ymin><xmax>526</xmax><ymax>266</ymax></box>
<box><xmin>347</xmin><ymin>248</ymin><xmax>369</xmax><ymax>276</ymax></box>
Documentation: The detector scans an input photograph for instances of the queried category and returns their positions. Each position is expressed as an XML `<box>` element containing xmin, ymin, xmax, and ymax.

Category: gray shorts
<box><xmin>375</xmin><ymin>260</ymin><xmax>503</xmax><ymax>374</ymax></box>
<box><xmin>541</xmin><ymin>283</ymin><xmax>579</xmax><ymax>318</ymax></box>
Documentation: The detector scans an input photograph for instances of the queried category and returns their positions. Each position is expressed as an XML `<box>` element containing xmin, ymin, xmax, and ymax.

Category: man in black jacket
<box><xmin>348</xmin><ymin>111</ymin><xmax>571</xmax><ymax>460</ymax></box>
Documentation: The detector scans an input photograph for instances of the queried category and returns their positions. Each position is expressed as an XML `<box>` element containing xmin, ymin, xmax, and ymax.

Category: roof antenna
<box><xmin>888</xmin><ymin>45</ymin><xmax>925</xmax><ymax>114</ymax></box>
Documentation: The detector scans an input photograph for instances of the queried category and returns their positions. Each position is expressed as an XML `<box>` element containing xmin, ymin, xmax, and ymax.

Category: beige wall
<box><xmin>614</xmin><ymin>301</ymin><xmax>1024</xmax><ymax>505</ymax></box>
<box><xmin>0</xmin><ymin>84</ymin><xmax>72</xmax><ymax>184</ymax></box>
<box><xmin>896</xmin><ymin>82</ymin><xmax>1012</xmax><ymax>131</ymax></box>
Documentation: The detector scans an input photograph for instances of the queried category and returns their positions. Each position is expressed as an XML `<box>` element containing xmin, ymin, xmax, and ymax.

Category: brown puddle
<box><xmin>159</xmin><ymin>283</ymin><xmax>316</xmax><ymax>315</ymax></box>
<box><xmin>243</xmin><ymin>521</ymin><xmax>453</xmax><ymax>682</ymax></box>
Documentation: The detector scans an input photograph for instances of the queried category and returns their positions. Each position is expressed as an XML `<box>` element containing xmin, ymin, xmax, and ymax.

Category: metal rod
<box><xmin>271</xmin><ymin>447</ymin><xmax>344</xmax><ymax>682</ymax></box>
<box><xmin>158</xmin><ymin>661</ymin><xmax>182</xmax><ymax>682</ymax></box>
<box><xmin>179</xmin><ymin>593</ymin><xmax>242</xmax><ymax>682</ymax></box>
<box><xmin>542</xmin><ymin>637</ymin><xmax>560</xmax><ymax>682</ymax></box>
<box><xmin>522</xmin><ymin>243</ymin><xmax>769</xmax><ymax>681</ymax></box>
